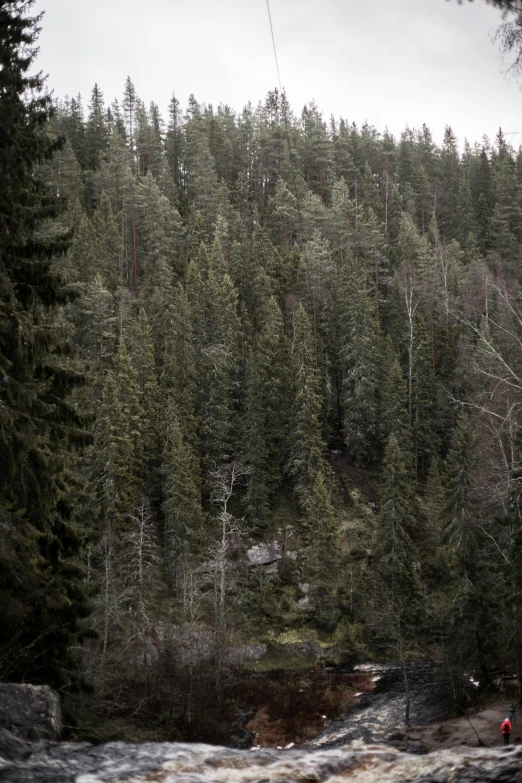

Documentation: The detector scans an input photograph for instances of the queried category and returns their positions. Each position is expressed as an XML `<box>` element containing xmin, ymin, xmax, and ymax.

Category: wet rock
<box><xmin>229</xmin><ymin>708</ymin><xmax>256</xmax><ymax>749</ymax></box>
<box><xmin>405</xmin><ymin>740</ymin><xmax>429</xmax><ymax>754</ymax></box>
<box><xmin>0</xmin><ymin>728</ymin><xmax>30</xmax><ymax>761</ymax></box>
<box><xmin>388</xmin><ymin>730</ymin><xmax>406</xmax><ymax>741</ymax></box>
<box><xmin>0</xmin><ymin>684</ymin><xmax>62</xmax><ymax>740</ymax></box>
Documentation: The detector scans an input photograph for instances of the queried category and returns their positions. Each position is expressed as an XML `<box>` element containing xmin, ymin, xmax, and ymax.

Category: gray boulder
<box><xmin>0</xmin><ymin>683</ymin><xmax>62</xmax><ymax>740</ymax></box>
<box><xmin>246</xmin><ymin>541</ymin><xmax>282</xmax><ymax>567</ymax></box>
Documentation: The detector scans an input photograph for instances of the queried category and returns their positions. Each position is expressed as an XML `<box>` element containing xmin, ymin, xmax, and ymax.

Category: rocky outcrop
<box><xmin>0</xmin><ymin>684</ymin><xmax>62</xmax><ymax>741</ymax></box>
<box><xmin>246</xmin><ymin>541</ymin><xmax>282</xmax><ymax>571</ymax></box>
<box><xmin>0</xmin><ymin>736</ymin><xmax>521</xmax><ymax>782</ymax></box>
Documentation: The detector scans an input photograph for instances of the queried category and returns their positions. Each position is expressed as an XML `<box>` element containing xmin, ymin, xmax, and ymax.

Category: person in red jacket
<box><xmin>501</xmin><ymin>717</ymin><xmax>512</xmax><ymax>745</ymax></box>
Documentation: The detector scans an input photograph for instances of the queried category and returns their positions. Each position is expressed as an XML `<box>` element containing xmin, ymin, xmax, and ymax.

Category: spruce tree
<box><xmin>341</xmin><ymin>261</ymin><xmax>382</xmax><ymax>465</ymax></box>
<box><xmin>381</xmin><ymin>337</ymin><xmax>413</xmax><ymax>456</ymax></box>
<box><xmin>376</xmin><ymin>434</ymin><xmax>421</xmax><ymax>606</ymax></box>
<box><xmin>412</xmin><ymin>312</ymin><xmax>438</xmax><ymax>478</ymax></box>
<box><xmin>303</xmin><ymin>472</ymin><xmax>341</xmax><ymax>630</ymax></box>
<box><xmin>0</xmin><ymin>0</ymin><xmax>89</xmax><ymax>686</ymax></box>
<box><xmin>243</xmin><ymin>296</ymin><xmax>291</xmax><ymax>531</ymax></box>
<box><xmin>442</xmin><ymin>413</ymin><xmax>478</xmax><ymax>576</ymax></box>
<box><xmin>198</xmin><ymin>244</ymin><xmax>242</xmax><ymax>476</ymax></box>
<box><xmin>85</xmin><ymin>83</ymin><xmax>108</xmax><ymax>172</ymax></box>
<box><xmin>93</xmin><ymin>340</ymin><xmax>142</xmax><ymax>532</ymax></box>
<box><xmin>288</xmin><ymin>304</ymin><xmax>328</xmax><ymax>508</ymax></box>
<box><xmin>128</xmin><ymin>308</ymin><xmax>161</xmax><ymax>495</ymax></box>
<box><xmin>162</xmin><ymin>398</ymin><xmax>205</xmax><ymax>578</ymax></box>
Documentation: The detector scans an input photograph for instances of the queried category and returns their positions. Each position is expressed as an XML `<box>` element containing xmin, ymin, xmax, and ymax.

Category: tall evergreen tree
<box><xmin>442</xmin><ymin>413</ymin><xmax>478</xmax><ymax>576</ymax></box>
<box><xmin>302</xmin><ymin>472</ymin><xmax>341</xmax><ymax>630</ymax></box>
<box><xmin>0</xmin><ymin>0</ymin><xmax>89</xmax><ymax>686</ymax></box>
<box><xmin>341</xmin><ymin>262</ymin><xmax>382</xmax><ymax>465</ymax></box>
<box><xmin>162</xmin><ymin>397</ymin><xmax>205</xmax><ymax>579</ymax></box>
<box><xmin>288</xmin><ymin>304</ymin><xmax>329</xmax><ymax>508</ymax></box>
<box><xmin>376</xmin><ymin>434</ymin><xmax>421</xmax><ymax>606</ymax></box>
<box><xmin>243</xmin><ymin>296</ymin><xmax>291</xmax><ymax>530</ymax></box>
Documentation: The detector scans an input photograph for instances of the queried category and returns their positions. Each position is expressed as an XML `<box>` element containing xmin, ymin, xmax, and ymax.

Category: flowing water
<box><xmin>1</xmin><ymin>735</ymin><xmax>521</xmax><ymax>782</ymax></box>
<box><xmin>307</xmin><ymin>662</ymin><xmax>461</xmax><ymax>749</ymax></box>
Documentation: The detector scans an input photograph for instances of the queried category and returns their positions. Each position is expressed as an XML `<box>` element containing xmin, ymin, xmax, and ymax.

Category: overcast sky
<box><xmin>33</xmin><ymin>0</ymin><xmax>522</xmax><ymax>147</ymax></box>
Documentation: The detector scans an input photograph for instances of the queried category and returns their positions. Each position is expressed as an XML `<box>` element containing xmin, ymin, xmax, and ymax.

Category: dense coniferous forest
<box><xmin>3</xmin><ymin>0</ymin><xmax>522</xmax><ymax>744</ymax></box>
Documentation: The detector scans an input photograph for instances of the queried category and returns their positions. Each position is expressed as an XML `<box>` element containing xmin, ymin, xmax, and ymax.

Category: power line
<box><xmin>266</xmin><ymin>0</ymin><xmax>283</xmax><ymax>93</ymax></box>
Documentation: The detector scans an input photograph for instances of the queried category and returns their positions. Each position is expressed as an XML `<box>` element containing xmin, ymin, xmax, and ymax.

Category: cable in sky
<box><xmin>266</xmin><ymin>0</ymin><xmax>283</xmax><ymax>93</ymax></box>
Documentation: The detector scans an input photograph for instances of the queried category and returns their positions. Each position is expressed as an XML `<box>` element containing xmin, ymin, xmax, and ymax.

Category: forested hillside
<box><xmin>3</xmin><ymin>0</ymin><xmax>522</xmax><ymax>740</ymax></box>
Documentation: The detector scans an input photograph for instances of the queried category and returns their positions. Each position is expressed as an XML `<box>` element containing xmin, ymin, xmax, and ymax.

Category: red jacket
<box><xmin>501</xmin><ymin>719</ymin><xmax>512</xmax><ymax>734</ymax></box>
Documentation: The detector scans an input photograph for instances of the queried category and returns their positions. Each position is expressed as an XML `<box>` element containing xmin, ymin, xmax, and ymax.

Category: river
<box><xmin>306</xmin><ymin>661</ymin><xmax>469</xmax><ymax>749</ymax></box>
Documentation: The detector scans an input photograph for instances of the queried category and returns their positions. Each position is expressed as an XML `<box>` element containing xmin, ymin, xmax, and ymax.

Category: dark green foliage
<box><xmin>302</xmin><ymin>472</ymin><xmax>341</xmax><ymax>630</ymax></box>
<box><xmin>287</xmin><ymin>304</ymin><xmax>328</xmax><ymax>509</ymax></box>
<box><xmin>341</xmin><ymin>262</ymin><xmax>382</xmax><ymax>465</ymax></box>
<box><xmin>0</xmin><ymin>0</ymin><xmax>89</xmax><ymax>687</ymax></box>
<box><xmin>243</xmin><ymin>296</ymin><xmax>291</xmax><ymax>531</ymax></box>
<box><xmin>162</xmin><ymin>397</ymin><xmax>205</xmax><ymax>575</ymax></box>
<box><xmin>376</xmin><ymin>434</ymin><xmax>421</xmax><ymax>606</ymax></box>
<box><xmin>442</xmin><ymin>413</ymin><xmax>477</xmax><ymax>575</ymax></box>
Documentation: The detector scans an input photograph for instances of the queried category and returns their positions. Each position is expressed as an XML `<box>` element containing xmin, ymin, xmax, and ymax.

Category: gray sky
<box><xmin>33</xmin><ymin>0</ymin><xmax>522</xmax><ymax>146</ymax></box>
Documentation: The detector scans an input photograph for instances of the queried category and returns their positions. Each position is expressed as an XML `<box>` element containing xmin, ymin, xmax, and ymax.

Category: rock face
<box><xmin>0</xmin><ymin>684</ymin><xmax>62</xmax><ymax>741</ymax></box>
<box><xmin>246</xmin><ymin>541</ymin><xmax>282</xmax><ymax>568</ymax></box>
<box><xmin>0</xmin><ymin>736</ymin><xmax>521</xmax><ymax>783</ymax></box>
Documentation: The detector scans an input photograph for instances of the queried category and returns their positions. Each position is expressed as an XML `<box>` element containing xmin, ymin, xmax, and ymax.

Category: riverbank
<box><xmin>401</xmin><ymin>701</ymin><xmax>521</xmax><ymax>752</ymax></box>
